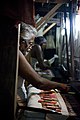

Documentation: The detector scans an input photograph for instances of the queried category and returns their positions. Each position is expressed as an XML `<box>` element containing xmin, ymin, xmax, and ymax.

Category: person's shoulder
<box><xmin>31</xmin><ymin>44</ymin><xmax>42</xmax><ymax>56</ymax></box>
<box><xmin>32</xmin><ymin>44</ymin><xmax>41</xmax><ymax>50</ymax></box>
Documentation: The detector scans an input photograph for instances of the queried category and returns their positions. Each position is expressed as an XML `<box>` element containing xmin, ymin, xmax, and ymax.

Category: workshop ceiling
<box><xmin>34</xmin><ymin>0</ymin><xmax>71</xmax><ymax>34</ymax></box>
<box><xmin>35</xmin><ymin>0</ymin><xmax>70</xmax><ymax>16</ymax></box>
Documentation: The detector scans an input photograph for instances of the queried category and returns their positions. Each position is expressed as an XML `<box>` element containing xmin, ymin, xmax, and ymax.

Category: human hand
<box><xmin>59</xmin><ymin>83</ymin><xmax>70</xmax><ymax>93</ymax></box>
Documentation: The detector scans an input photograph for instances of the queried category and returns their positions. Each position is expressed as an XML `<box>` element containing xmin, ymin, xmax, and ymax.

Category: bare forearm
<box><xmin>19</xmin><ymin>50</ymin><xmax>69</xmax><ymax>91</ymax></box>
<box><xmin>19</xmin><ymin>50</ymin><xmax>42</xmax><ymax>87</ymax></box>
<box><xmin>36</xmin><ymin>77</ymin><xmax>67</xmax><ymax>91</ymax></box>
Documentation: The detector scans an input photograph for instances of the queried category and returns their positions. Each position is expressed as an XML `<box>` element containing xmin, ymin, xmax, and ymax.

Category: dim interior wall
<box><xmin>0</xmin><ymin>19</ymin><xmax>19</xmax><ymax>119</ymax></box>
<box><xmin>74</xmin><ymin>32</ymin><xmax>80</xmax><ymax>62</ymax></box>
<box><xmin>56</xmin><ymin>27</ymin><xmax>61</xmax><ymax>62</ymax></box>
<box><xmin>46</xmin><ymin>34</ymin><xmax>56</xmax><ymax>49</ymax></box>
<box><xmin>74</xmin><ymin>31</ymin><xmax>80</xmax><ymax>80</ymax></box>
<box><xmin>43</xmin><ymin>29</ymin><xmax>56</xmax><ymax>59</ymax></box>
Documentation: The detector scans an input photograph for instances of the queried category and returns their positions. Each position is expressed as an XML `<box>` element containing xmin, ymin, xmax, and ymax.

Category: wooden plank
<box><xmin>14</xmin><ymin>24</ymin><xmax>20</xmax><ymax>117</ymax></box>
<box><xmin>48</xmin><ymin>18</ymin><xmax>60</xmax><ymax>24</ymax></box>
<box><xmin>36</xmin><ymin>3</ymin><xmax>62</xmax><ymax>31</ymax></box>
<box><xmin>43</xmin><ymin>22</ymin><xmax>56</xmax><ymax>35</ymax></box>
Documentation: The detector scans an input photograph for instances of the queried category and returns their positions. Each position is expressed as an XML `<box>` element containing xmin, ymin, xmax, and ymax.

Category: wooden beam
<box><xmin>43</xmin><ymin>22</ymin><xmax>56</xmax><ymax>35</ymax></box>
<box><xmin>34</xmin><ymin>0</ymin><xmax>69</xmax><ymax>3</ymax></box>
<box><xmin>36</xmin><ymin>3</ymin><xmax>62</xmax><ymax>31</ymax></box>
<box><xmin>48</xmin><ymin>18</ymin><xmax>60</xmax><ymax>24</ymax></box>
<box><xmin>36</xmin><ymin>12</ymin><xmax>57</xmax><ymax>31</ymax></box>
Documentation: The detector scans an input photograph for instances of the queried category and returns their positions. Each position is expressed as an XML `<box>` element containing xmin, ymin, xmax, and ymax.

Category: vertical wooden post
<box><xmin>69</xmin><ymin>0</ymin><xmax>77</xmax><ymax>81</ymax></box>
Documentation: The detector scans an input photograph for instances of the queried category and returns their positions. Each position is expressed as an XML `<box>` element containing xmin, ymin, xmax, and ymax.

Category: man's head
<box><xmin>34</xmin><ymin>36</ymin><xmax>47</xmax><ymax>50</ymax></box>
<box><xmin>20</xmin><ymin>22</ymin><xmax>37</xmax><ymax>52</ymax></box>
<box><xmin>21</xmin><ymin>22</ymin><xmax>37</xmax><ymax>41</ymax></box>
<box><xmin>19</xmin><ymin>38</ymin><xmax>27</xmax><ymax>54</ymax></box>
